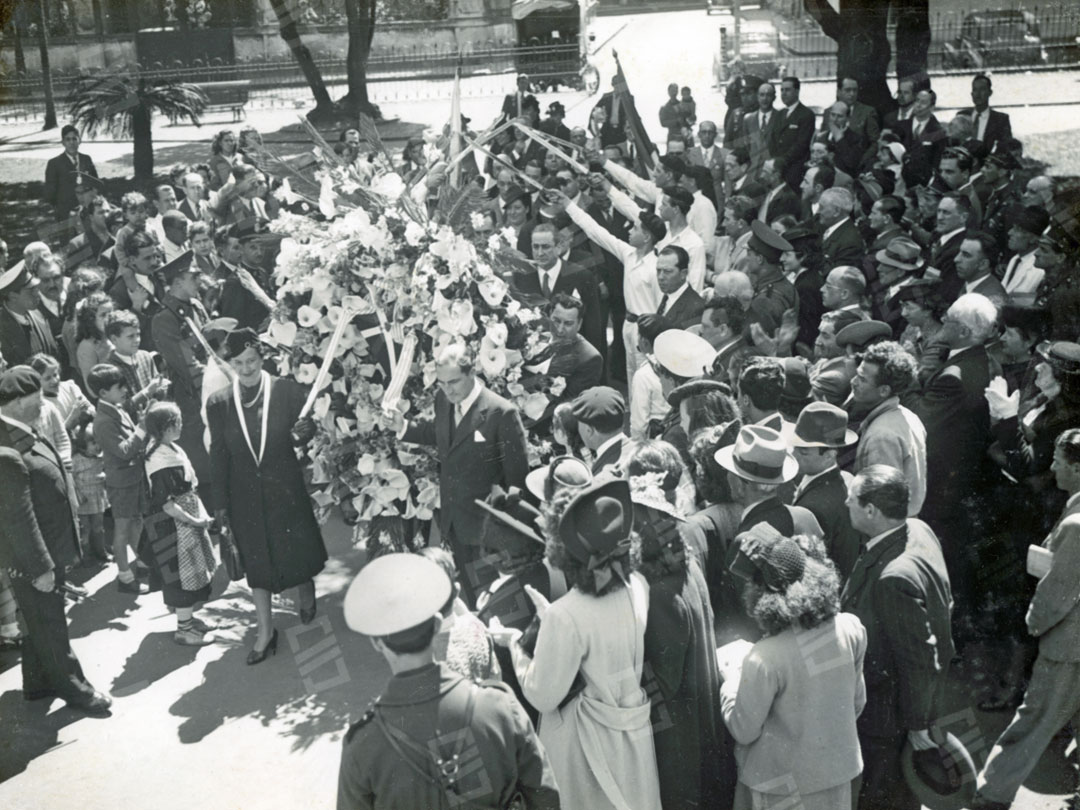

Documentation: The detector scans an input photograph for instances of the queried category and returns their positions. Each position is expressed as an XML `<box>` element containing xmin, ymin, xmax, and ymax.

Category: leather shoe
<box><xmin>0</xmin><ymin>634</ymin><xmax>22</xmax><ymax>651</ymax></box>
<box><xmin>299</xmin><ymin>601</ymin><xmax>317</xmax><ymax>625</ymax></box>
<box><xmin>971</xmin><ymin>794</ymin><xmax>1011</xmax><ymax>810</ymax></box>
<box><xmin>23</xmin><ymin>688</ymin><xmax>58</xmax><ymax>701</ymax></box>
<box><xmin>67</xmin><ymin>691</ymin><xmax>112</xmax><ymax>717</ymax></box>
<box><xmin>117</xmin><ymin>578</ymin><xmax>149</xmax><ymax>595</ymax></box>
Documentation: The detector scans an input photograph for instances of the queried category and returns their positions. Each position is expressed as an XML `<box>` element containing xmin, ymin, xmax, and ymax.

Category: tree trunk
<box><xmin>13</xmin><ymin>19</ymin><xmax>27</xmax><ymax>75</ymax></box>
<box><xmin>266</xmin><ymin>0</ymin><xmax>337</xmax><ymax>120</ymax></box>
<box><xmin>337</xmin><ymin>0</ymin><xmax>380</xmax><ymax>119</ymax></box>
<box><xmin>132</xmin><ymin>101</ymin><xmax>155</xmax><ymax>182</ymax></box>
<box><xmin>91</xmin><ymin>0</ymin><xmax>104</xmax><ymax>35</ymax></box>
<box><xmin>37</xmin><ymin>0</ymin><xmax>58</xmax><ymax>129</ymax></box>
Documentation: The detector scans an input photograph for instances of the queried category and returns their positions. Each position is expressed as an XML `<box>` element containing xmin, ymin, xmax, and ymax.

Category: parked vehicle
<box><xmin>942</xmin><ymin>9</ymin><xmax>1049</xmax><ymax>69</ymax></box>
<box><xmin>512</xmin><ymin>0</ymin><xmax>599</xmax><ymax>93</ymax></box>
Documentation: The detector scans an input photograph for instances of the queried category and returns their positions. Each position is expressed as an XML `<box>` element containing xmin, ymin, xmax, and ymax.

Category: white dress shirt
<box><xmin>1002</xmin><ymin>250</ymin><xmax>1043</xmax><ymax>295</ymax></box>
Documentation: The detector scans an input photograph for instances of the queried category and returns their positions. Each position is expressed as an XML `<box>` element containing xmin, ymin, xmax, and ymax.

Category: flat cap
<box><xmin>0</xmin><ymin>365</ymin><xmax>42</xmax><ymax>405</ymax></box>
<box><xmin>748</xmin><ymin>219</ymin><xmax>793</xmax><ymax>264</ymax></box>
<box><xmin>571</xmin><ymin>386</ymin><xmax>626</xmax><ymax>425</ymax></box>
<box><xmin>809</xmin><ymin>367</ymin><xmax>851</xmax><ymax>406</ymax></box>
<box><xmin>836</xmin><ymin>319</ymin><xmax>892</xmax><ymax>350</ymax></box>
<box><xmin>343</xmin><ymin>553</ymin><xmax>451</xmax><ymax>636</ymax></box>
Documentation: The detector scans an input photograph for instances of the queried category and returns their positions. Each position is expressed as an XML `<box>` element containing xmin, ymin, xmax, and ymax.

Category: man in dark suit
<box><xmin>897</xmin><ymin>90</ymin><xmax>947</xmax><ymax>188</ymax></box>
<box><xmin>756</xmin><ymin>159</ymin><xmax>801</xmax><ymax>225</ymax></box>
<box><xmin>396</xmin><ymin>344</ymin><xmax>528</xmax><ymax>605</ymax></box>
<box><xmin>765</xmin><ymin>76</ymin><xmax>817</xmax><ymax>190</ymax></box>
<box><xmin>525</xmin><ymin>294</ymin><xmax>602</xmax><ymax>431</ymax></box>
<box><xmin>511</xmin><ymin>222</ymin><xmax>603</xmax><ymax>355</ymax></box>
<box><xmin>572</xmin><ymin>386</ymin><xmax>627</xmax><ymax>477</ymax></box>
<box><xmin>655</xmin><ymin>245</ymin><xmax>705</xmax><ymax>329</ymax></box>
<box><xmin>833</xmin><ymin>77</ymin><xmax>881</xmax><ymax>169</ymax></box>
<box><xmin>911</xmin><ymin>292</ymin><xmax>998</xmax><ymax>617</ymax></box>
<box><xmin>213</xmin><ymin>223</ymin><xmax>275</xmax><ymax>331</ymax></box>
<box><xmin>739</xmin><ymin>80</ymin><xmax>777</xmax><ymax>178</ymax></box>
<box><xmin>724</xmin><ymin>147</ymin><xmax>767</xmax><ymax>206</ymax></box>
<box><xmin>956</xmin><ymin>231</ymin><xmax>1007</xmax><ymax>305</ymax></box>
<box><xmin>822</xmin><ymin>102</ymin><xmax>869</xmax><ymax>178</ymax></box>
<box><xmin>177</xmin><ymin>172</ymin><xmax>211</xmax><ymax>223</ymax></box>
<box><xmin>0</xmin><ymin>367</ymin><xmax>112</xmax><ymax>715</ymax></box>
<box><xmin>843</xmin><ymin>465</ymin><xmax>954</xmax><ymax>810</ymax></box>
<box><xmin>0</xmin><ymin>264</ymin><xmax>60</xmax><ymax>367</ymax></box>
<box><xmin>43</xmin><ymin>125</ymin><xmax>99</xmax><ymax>221</ymax></box>
<box><xmin>500</xmin><ymin>74</ymin><xmax>533</xmax><ymax>123</ymax></box>
<box><xmin>537</xmin><ymin>100</ymin><xmax>571</xmax><ymax>144</ymax></box>
<box><xmin>789</xmin><ymin>402</ymin><xmax>863</xmax><ymax>581</ymax></box>
<box><xmin>958</xmin><ymin>73</ymin><xmax>1012</xmax><ymax>154</ymax></box>
<box><xmin>819</xmin><ymin>187</ymin><xmax>867</xmax><ymax>269</ymax></box>
<box><xmin>928</xmin><ymin>192</ymin><xmax>973</xmax><ymax>302</ymax></box>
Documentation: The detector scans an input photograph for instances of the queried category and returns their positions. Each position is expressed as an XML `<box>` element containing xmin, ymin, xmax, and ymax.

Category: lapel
<box><xmin>796</xmin><ymin>466</ymin><xmax>840</xmax><ymax>504</ymax></box>
<box><xmin>739</xmin><ymin>496</ymin><xmax>781</xmax><ymax>533</ymax></box>
<box><xmin>1045</xmin><ymin>498</ymin><xmax>1080</xmax><ymax>551</ymax></box>
<box><xmin>841</xmin><ymin>524</ymin><xmax>907</xmax><ymax>606</ymax></box>
<box><xmin>449</xmin><ymin>388</ymin><xmax>487</xmax><ymax>452</ymax></box>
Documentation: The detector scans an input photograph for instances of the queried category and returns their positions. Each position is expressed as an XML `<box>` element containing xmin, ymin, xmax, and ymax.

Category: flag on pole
<box><xmin>611</xmin><ymin>50</ymin><xmax>655</xmax><ymax>175</ymax></box>
<box><xmin>449</xmin><ymin>59</ymin><xmax>463</xmax><ymax>189</ymax></box>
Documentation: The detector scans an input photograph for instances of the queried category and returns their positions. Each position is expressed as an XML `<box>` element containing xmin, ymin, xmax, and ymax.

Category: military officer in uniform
<box><xmin>744</xmin><ymin>220</ymin><xmax>799</xmax><ymax>339</ymax></box>
<box><xmin>337</xmin><ymin>553</ymin><xmax>560</xmax><ymax>810</ymax></box>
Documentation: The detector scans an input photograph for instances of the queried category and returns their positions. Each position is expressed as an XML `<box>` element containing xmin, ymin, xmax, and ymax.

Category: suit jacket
<box><xmin>0</xmin><ymin>418</ymin><xmax>81</xmax><ymax>574</ymax></box>
<box><xmin>794</xmin><ymin>467</ymin><xmax>862</xmax><ymax>581</ymax></box>
<box><xmin>0</xmin><ymin>307</ymin><xmax>60</xmax><ymax>367</ymax></box>
<box><xmin>928</xmin><ymin>229</ymin><xmax>968</xmax><ymax>302</ymax></box>
<box><xmin>964</xmin><ymin>273</ymin><xmax>1007</xmax><ymax>305</ymax></box>
<box><xmin>659</xmin><ymin>285</ymin><xmax>706</xmax><ymax>330</ymax></box>
<box><xmin>898</xmin><ymin>116</ymin><xmax>947</xmax><ymax>186</ymax></box>
<box><xmin>822</xmin><ymin>218</ymin><xmax>867</xmax><ymax>269</ymax></box>
<box><xmin>765</xmin><ymin>102</ymin><xmax>817</xmax><ymax>189</ymax></box>
<box><xmin>549</xmin><ymin>335</ymin><xmax>602</xmax><ymax>402</ymax></box>
<box><xmin>840</xmin><ymin>520</ymin><xmax>954</xmax><ymax>739</ymax></box>
<box><xmin>758</xmin><ymin>184</ymin><xmax>801</xmax><ymax>225</ymax></box>
<box><xmin>43</xmin><ymin>152</ymin><xmax>98</xmax><ymax>217</ymax></box>
<box><xmin>592</xmin><ymin>435</ymin><xmax>626</xmax><ymax>476</ymax></box>
<box><xmin>958</xmin><ymin>107</ymin><xmax>1012</xmax><ymax>154</ymax></box>
<box><xmin>65</xmin><ymin>229</ymin><xmax>115</xmax><ymax>272</ymax></box>
<box><xmin>826</xmin><ymin>128</ymin><xmax>868</xmax><ymax>178</ymax></box>
<box><xmin>178</xmin><ymin>197</ymin><xmax>212</xmax><ymax>223</ymax></box>
<box><xmin>511</xmin><ymin>261</ymin><xmax>604</xmax><ymax>355</ymax></box>
<box><xmin>402</xmin><ymin>386</ymin><xmax>528</xmax><ymax>547</ymax></box>
<box><xmin>687</xmin><ymin>145</ymin><xmax>726</xmax><ymax>209</ymax></box>
<box><xmin>1027</xmin><ymin>495</ymin><xmax>1080</xmax><ymax>662</ymax></box>
<box><xmin>794</xmin><ymin>266</ymin><xmax>825</xmax><ymax>348</ymax></box>
<box><xmin>93</xmin><ymin>399</ymin><xmax>148</xmax><ymax>489</ymax></box>
<box><xmin>912</xmin><ymin>343</ymin><xmax>995</xmax><ymax>519</ymax></box>
<box><xmin>739</xmin><ymin>107</ymin><xmax>776</xmax><ymax>177</ymax></box>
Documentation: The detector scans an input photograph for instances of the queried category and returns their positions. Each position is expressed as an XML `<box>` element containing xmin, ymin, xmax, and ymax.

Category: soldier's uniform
<box><xmin>337</xmin><ymin>554</ymin><xmax>560</xmax><ymax>810</ymax></box>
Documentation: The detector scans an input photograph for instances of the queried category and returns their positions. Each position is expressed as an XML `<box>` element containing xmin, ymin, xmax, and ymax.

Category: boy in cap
<box><xmin>338</xmin><ymin>553</ymin><xmax>558</xmax><ymax>810</ymax></box>
<box><xmin>571</xmin><ymin>385</ymin><xmax>627</xmax><ymax>477</ymax></box>
<box><xmin>0</xmin><ymin>366</ymin><xmax>113</xmax><ymax>715</ymax></box>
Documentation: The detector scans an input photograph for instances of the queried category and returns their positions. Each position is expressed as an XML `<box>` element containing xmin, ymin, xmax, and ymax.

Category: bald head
<box><xmin>1022</xmin><ymin>175</ymin><xmax>1055</xmax><ymax>208</ymax></box>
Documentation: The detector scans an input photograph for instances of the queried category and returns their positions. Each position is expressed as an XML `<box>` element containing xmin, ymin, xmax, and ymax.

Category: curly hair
<box><xmin>541</xmin><ymin>486</ymin><xmax>641</xmax><ymax>598</ymax></box>
<box><xmin>75</xmin><ymin>291</ymin><xmax>114</xmax><ymax>343</ymax></box>
<box><xmin>62</xmin><ymin>267</ymin><xmax>106</xmax><ymax>321</ymax></box>
<box><xmin>683</xmin><ymin>387</ymin><xmax>739</xmax><ymax>441</ymax></box>
<box><xmin>688</xmin><ymin>421</ymin><xmax>741</xmax><ymax>504</ymax></box>
<box><xmin>859</xmin><ymin>341</ymin><xmax>918</xmax><ymax>396</ymax></box>
<box><xmin>743</xmin><ymin>545</ymin><xmax>841</xmax><ymax>637</ymax></box>
<box><xmin>211</xmin><ymin>129</ymin><xmax>236</xmax><ymax>156</ymax></box>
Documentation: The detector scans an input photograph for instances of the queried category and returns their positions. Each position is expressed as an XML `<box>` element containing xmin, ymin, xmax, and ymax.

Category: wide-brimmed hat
<box><xmin>715</xmin><ymin>425</ymin><xmax>799</xmax><ymax>485</ymax></box>
<box><xmin>876</xmin><ymin>236</ymin><xmax>923</xmax><ymax>271</ymax></box>
<box><xmin>900</xmin><ymin>730</ymin><xmax>977</xmax><ymax>810</ymax></box>
<box><xmin>525</xmin><ymin>455</ymin><xmax>592</xmax><ymax>504</ymax></box>
<box><xmin>476</xmin><ymin>486</ymin><xmax>545</xmax><ymax>554</ymax></box>
<box><xmin>558</xmin><ymin>478</ymin><xmax>635</xmax><ymax>590</ymax></box>
<box><xmin>653</xmin><ymin>329</ymin><xmax>718</xmax><ymax>380</ymax></box>
<box><xmin>790</xmin><ymin>401</ymin><xmax>858</xmax><ymax>448</ymax></box>
<box><xmin>343</xmin><ymin>553</ymin><xmax>451</xmax><ymax>636</ymax></box>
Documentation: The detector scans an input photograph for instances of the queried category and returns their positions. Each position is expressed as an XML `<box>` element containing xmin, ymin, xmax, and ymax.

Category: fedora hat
<box><xmin>715</xmin><ymin>425</ymin><xmax>798</xmax><ymax>485</ymax></box>
<box><xmin>558</xmin><ymin>478</ymin><xmax>634</xmax><ymax>569</ymax></box>
<box><xmin>901</xmin><ymin>730</ymin><xmax>977</xmax><ymax>810</ymax></box>
<box><xmin>876</xmin><ymin>236</ymin><xmax>923</xmax><ymax>271</ymax></box>
<box><xmin>790</xmin><ymin>401</ymin><xmax>858</xmax><ymax>448</ymax></box>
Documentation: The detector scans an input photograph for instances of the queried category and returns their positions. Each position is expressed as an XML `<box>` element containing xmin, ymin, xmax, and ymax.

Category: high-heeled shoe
<box><xmin>299</xmin><ymin>600</ymin><xmax>317</xmax><ymax>626</ymax></box>
<box><xmin>246</xmin><ymin>628</ymin><xmax>278</xmax><ymax>666</ymax></box>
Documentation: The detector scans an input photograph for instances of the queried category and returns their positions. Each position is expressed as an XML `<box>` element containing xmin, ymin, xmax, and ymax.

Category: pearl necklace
<box><xmin>240</xmin><ymin>376</ymin><xmax>265</xmax><ymax>409</ymax></box>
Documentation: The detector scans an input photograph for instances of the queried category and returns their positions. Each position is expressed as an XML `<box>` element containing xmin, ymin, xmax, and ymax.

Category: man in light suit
<box><xmin>740</xmin><ymin>81</ymin><xmax>777</xmax><ymax>178</ymax></box>
<box><xmin>43</xmin><ymin>125</ymin><xmax>99</xmax><ymax>220</ymax></box>
<box><xmin>396</xmin><ymin>344</ymin><xmax>529</xmax><ymax>605</ymax></box>
<box><xmin>972</xmin><ymin>428</ymin><xmax>1080</xmax><ymax>810</ymax></box>
<box><xmin>843</xmin><ymin>465</ymin><xmax>954</xmax><ymax>810</ymax></box>
<box><xmin>0</xmin><ymin>367</ymin><xmax>112</xmax><ymax>715</ymax></box>
<box><xmin>765</xmin><ymin>76</ymin><xmax>817</xmax><ymax>190</ymax></box>
<box><xmin>686</xmin><ymin>121</ymin><xmax>726</xmax><ymax>210</ymax></box>
<box><xmin>958</xmin><ymin>73</ymin><xmax>1012</xmax><ymax>155</ymax></box>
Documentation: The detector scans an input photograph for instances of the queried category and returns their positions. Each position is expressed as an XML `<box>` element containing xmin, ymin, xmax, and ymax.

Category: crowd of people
<box><xmin>1</xmin><ymin>62</ymin><xmax>1079</xmax><ymax>810</ymax></box>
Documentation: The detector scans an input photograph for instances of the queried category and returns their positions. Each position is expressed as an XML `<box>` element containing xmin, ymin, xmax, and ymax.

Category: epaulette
<box><xmin>344</xmin><ymin>701</ymin><xmax>377</xmax><ymax>744</ymax></box>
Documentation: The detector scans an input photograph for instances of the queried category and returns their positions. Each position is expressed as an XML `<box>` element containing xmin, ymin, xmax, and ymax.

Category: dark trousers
<box><xmin>9</xmin><ymin>571</ymin><xmax>97</xmax><ymax>702</ymax></box>
<box><xmin>856</xmin><ymin>733</ymin><xmax>919</xmax><ymax>810</ymax></box>
<box><xmin>447</xmin><ymin>537</ymin><xmax>502</xmax><ymax>609</ymax></box>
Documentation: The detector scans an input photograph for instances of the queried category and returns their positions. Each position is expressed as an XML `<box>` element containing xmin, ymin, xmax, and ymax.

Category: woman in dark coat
<box><xmin>627</xmin><ymin>441</ymin><xmax>733</xmax><ymax>810</ymax></box>
<box><xmin>207</xmin><ymin>328</ymin><xmax>327</xmax><ymax>665</ymax></box>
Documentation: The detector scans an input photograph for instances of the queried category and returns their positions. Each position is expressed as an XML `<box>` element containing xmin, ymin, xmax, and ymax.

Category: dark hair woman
<box><xmin>206</xmin><ymin>328</ymin><xmax>327</xmax><ymax>665</ymax></box>
<box><xmin>208</xmin><ymin>129</ymin><xmax>238</xmax><ymax>191</ymax></box>
<box><xmin>490</xmin><ymin>478</ymin><xmax>662</xmax><ymax>810</ymax></box>
<box><xmin>74</xmin><ymin>291</ymin><xmax>115</xmax><ymax>389</ymax></box>
<box><xmin>626</xmin><ymin>440</ymin><xmax>733</xmax><ymax>809</ymax></box>
<box><xmin>720</xmin><ymin>526</ymin><xmax>866</xmax><ymax>810</ymax></box>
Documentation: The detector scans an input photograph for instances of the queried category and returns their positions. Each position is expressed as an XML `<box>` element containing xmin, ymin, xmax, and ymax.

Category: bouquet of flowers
<box><xmin>266</xmin><ymin>149</ymin><xmax>562</xmax><ymax>555</ymax></box>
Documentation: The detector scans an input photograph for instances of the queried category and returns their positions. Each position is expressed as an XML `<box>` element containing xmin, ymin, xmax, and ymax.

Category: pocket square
<box><xmin>474</xmin><ymin>430</ymin><xmax>487</xmax><ymax>442</ymax></box>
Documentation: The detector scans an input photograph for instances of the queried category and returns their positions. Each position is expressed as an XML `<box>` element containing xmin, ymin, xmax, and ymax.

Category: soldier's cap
<box><xmin>876</xmin><ymin>236</ymin><xmax>923</xmax><ymax>271</ymax></box>
<box><xmin>748</xmin><ymin>219</ymin><xmax>793</xmax><ymax>264</ymax></box>
<box><xmin>571</xmin><ymin>386</ymin><xmax>626</xmax><ymax>426</ymax></box>
<box><xmin>1008</xmin><ymin>204</ymin><xmax>1050</xmax><ymax>237</ymax></box>
<box><xmin>0</xmin><ymin>365</ymin><xmax>42</xmax><ymax>405</ymax></box>
<box><xmin>160</xmin><ymin>250</ymin><xmax>196</xmax><ymax>284</ymax></box>
<box><xmin>73</xmin><ymin>171</ymin><xmax>104</xmax><ymax>193</ymax></box>
<box><xmin>984</xmin><ymin>149</ymin><xmax>1019</xmax><ymax>171</ymax></box>
<box><xmin>836</xmin><ymin>319</ymin><xmax>892</xmax><ymax>350</ymax></box>
<box><xmin>0</xmin><ymin>262</ymin><xmax>39</xmax><ymax>295</ymax></box>
<box><xmin>914</xmin><ymin>184</ymin><xmax>944</xmax><ymax>199</ymax></box>
<box><xmin>344</xmin><ymin>553</ymin><xmax>451</xmax><ymax>637</ymax></box>
<box><xmin>653</xmin><ymin>329</ymin><xmax>718</xmax><ymax>380</ymax></box>
<box><xmin>227</xmin><ymin>217</ymin><xmax>270</xmax><ymax>242</ymax></box>
<box><xmin>202</xmin><ymin>317</ymin><xmax>239</xmax><ymax>336</ymax></box>
<box><xmin>781</xmin><ymin>226</ymin><xmax>821</xmax><ymax>254</ymax></box>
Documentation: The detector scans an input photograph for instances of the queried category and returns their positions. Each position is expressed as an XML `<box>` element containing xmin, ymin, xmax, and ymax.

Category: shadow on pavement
<box><xmin>0</xmin><ymin>691</ymin><xmax>86</xmax><ymax>782</ymax></box>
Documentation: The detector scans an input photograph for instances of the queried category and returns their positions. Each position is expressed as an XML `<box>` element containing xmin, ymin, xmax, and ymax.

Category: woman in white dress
<box><xmin>491</xmin><ymin>478</ymin><xmax>663</xmax><ymax>810</ymax></box>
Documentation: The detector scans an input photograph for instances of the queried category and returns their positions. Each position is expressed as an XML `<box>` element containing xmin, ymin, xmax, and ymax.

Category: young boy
<box><xmin>88</xmin><ymin>363</ymin><xmax>150</xmax><ymax>595</ymax></box>
<box><xmin>104</xmin><ymin>310</ymin><xmax>168</xmax><ymax>420</ymax></box>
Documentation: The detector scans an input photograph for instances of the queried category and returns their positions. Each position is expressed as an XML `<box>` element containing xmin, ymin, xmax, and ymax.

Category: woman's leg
<box><xmin>251</xmin><ymin>587</ymin><xmax>273</xmax><ymax>650</ymax></box>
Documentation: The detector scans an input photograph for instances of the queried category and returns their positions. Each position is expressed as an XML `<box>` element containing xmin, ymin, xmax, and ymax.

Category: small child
<box><xmin>71</xmin><ymin>423</ymin><xmax>110</xmax><ymax>562</ymax></box>
<box><xmin>143</xmin><ymin>401</ymin><xmax>217</xmax><ymax>646</ymax></box>
<box><xmin>104</xmin><ymin>310</ymin><xmax>168</xmax><ymax>420</ymax></box>
<box><xmin>88</xmin><ymin>362</ymin><xmax>150</xmax><ymax>595</ymax></box>
<box><xmin>679</xmin><ymin>86</ymin><xmax>697</xmax><ymax>128</ymax></box>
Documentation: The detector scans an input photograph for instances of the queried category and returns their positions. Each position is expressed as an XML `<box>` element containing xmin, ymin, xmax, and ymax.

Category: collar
<box><xmin>664</xmin><ymin>281</ymin><xmax>689</xmax><ymax>302</ymax></box>
<box><xmin>38</xmin><ymin>296</ymin><xmax>61</xmax><ymax>317</ymax></box>
<box><xmin>539</xmin><ymin>258</ymin><xmax>562</xmax><ymax>282</ymax></box>
<box><xmin>1066</xmin><ymin>490</ymin><xmax>1080</xmax><ymax>512</ymax></box>
<box><xmin>797</xmin><ymin>465</ymin><xmax>838</xmax><ymax>496</ymax></box>
<box><xmin>741</xmin><ymin>495</ymin><xmax>778</xmax><ymax>523</ymax></box>
<box><xmin>964</xmin><ymin>275</ymin><xmax>993</xmax><ymax>293</ymax></box>
<box><xmin>379</xmin><ymin>662</ymin><xmax>463</xmax><ymax>707</ymax></box>
<box><xmin>938</xmin><ymin>227</ymin><xmax>965</xmax><ymax>246</ymax></box>
<box><xmin>111</xmin><ymin>350</ymin><xmax>136</xmax><ymax>366</ymax></box>
<box><xmin>863</xmin><ymin>395</ymin><xmax>900</xmax><ymax>426</ymax></box>
<box><xmin>0</xmin><ymin>414</ymin><xmax>36</xmax><ymax>438</ymax></box>
<box><xmin>4</xmin><ymin>305</ymin><xmax>29</xmax><ymax>325</ymax></box>
<box><xmin>784</xmin><ymin>101</ymin><xmax>800</xmax><ymax>114</ymax></box>
<box><xmin>823</xmin><ymin>216</ymin><xmax>849</xmax><ymax>241</ymax></box>
<box><xmin>865</xmin><ymin>522</ymin><xmax>906</xmax><ymax>552</ymax></box>
<box><xmin>457</xmin><ymin>378</ymin><xmax>484</xmax><ymax>415</ymax></box>
<box><xmin>595</xmin><ymin>433</ymin><xmax>623</xmax><ymax>461</ymax></box>
<box><xmin>716</xmin><ymin>335</ymin><xmax>742</xmax><ymax>354</ymax></box>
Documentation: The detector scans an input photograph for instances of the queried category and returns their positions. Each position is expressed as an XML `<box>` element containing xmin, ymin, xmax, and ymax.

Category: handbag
<box><xmin>219</xmin><ymin>528</ymin><xmax>245</xmax><ymax>581</ymax></box>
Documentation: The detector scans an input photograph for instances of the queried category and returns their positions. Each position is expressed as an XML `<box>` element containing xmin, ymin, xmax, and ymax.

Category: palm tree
<box><xmin>67</xmin><ymin>71</ymin><xmax>207</xmax><ymax>183</ymax></box>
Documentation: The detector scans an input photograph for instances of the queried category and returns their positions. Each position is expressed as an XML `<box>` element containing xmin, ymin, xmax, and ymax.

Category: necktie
<box><xmin>658</xmin><ymin>294</ymin><xmax>669</xmax><ymax>315</ymax></box>
<box><xmin>541</xmin><ymin>271</ymin><xmax>552</xmax><ymax>297</ymax></box>
<box><xmin>913</xmin><ymin>120</ymin><xmax>924</xmax><ymax>139</ymax></box>
<box><xmin>761</xmin><ymin>112</ymin><xmax>768</xmax><ymax>130</ymax></box>
<box><xmin>1002</xmin><ymin>255</ymin><xmax>1020</xmax><ymax>290</ymax></box>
